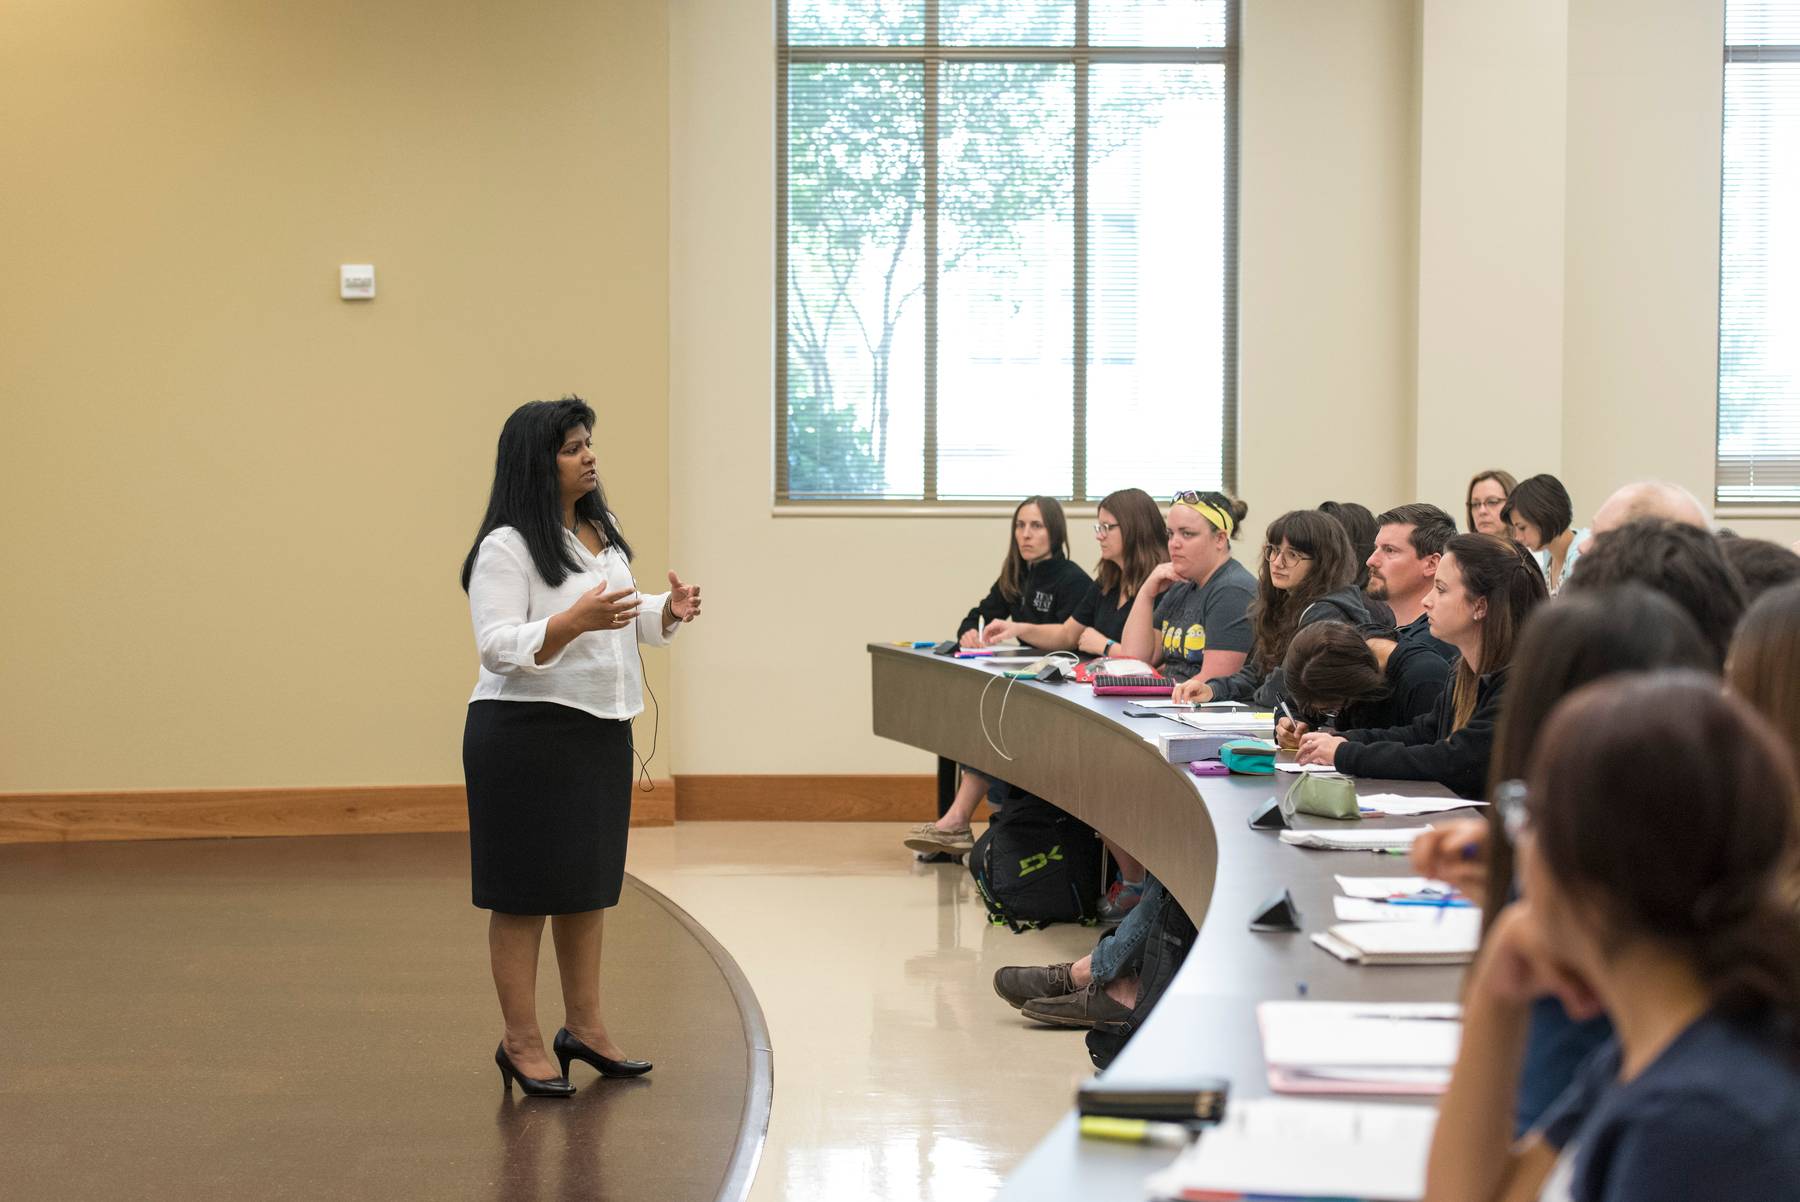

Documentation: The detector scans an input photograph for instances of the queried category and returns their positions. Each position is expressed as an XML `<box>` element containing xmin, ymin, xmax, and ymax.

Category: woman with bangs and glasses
<box><xmin>1424</xmin><ymin>674</ymin><xmax>1800</xmax><ymax>1202</ymax></box>
<box><xmin>1173</xmin><ymin>509</ymin><xmax>1369</xmax><ymax>707</ymax></box>
<box><xmin>1467</xmin><ymin>468</ymin><xmax>1519</xmax><ymax>537</ymax></box>
<box><xmin>907</xmin><ymin>496</ymin><xmax>1093</xmax><ymax>857</ymax></box>
<box><xmin>1295</xmin><ymin>533</ymin><xmax>1547</xmax><ymax>799</ymax></box>
<box><xmin>980</xmin><ymin>488</ymin><xmax>1169</xmax><ymax>657</ymax></box>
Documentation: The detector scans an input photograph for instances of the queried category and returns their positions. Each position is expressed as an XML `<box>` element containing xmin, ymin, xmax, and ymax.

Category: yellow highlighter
<box><xmin>1077</xmin><ymin>1115</ymin><xmax>1194</xmax><ymax>1147</ymax></box>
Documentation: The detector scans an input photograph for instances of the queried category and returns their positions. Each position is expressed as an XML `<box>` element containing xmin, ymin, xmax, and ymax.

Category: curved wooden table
<box><xmin>870</xmin><ymin>645</ymin><xmax>1478</xmax><ymax>1196</ymax></box>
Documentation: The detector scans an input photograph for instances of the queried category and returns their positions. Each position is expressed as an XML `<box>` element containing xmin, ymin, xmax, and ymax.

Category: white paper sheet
<box><xmin>1334</xmin><ymin>875</ymin><xmax>1457</xmax><ymax>900</ymax></box>
<box><xmin>1358</xmin><ymin>793</ymin><xmax>1488</xmax><ymax>817</ymax></box>
<box><xmin>1278</xmin><ymin>826</ymin><xmax>1431</xmax><ymax>852</ymax></box>
<box><xmin>1333</xmin><ymin>896</ymin><xmax>1477</xmax><ymax>923</ymax></box>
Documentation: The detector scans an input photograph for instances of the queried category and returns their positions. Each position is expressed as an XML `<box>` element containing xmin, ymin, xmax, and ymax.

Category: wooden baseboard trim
<box><xmin>0</xmin><ymin>781</ymin><xmax>677</xmax><ymax>845</ymax></box>
<box><xmin>672</xmin><ymin>774</ymin><xmax>970</xmax><ymax>822</ymax></box>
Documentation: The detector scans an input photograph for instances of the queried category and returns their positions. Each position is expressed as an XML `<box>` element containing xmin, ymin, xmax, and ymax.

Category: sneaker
<box><xmin>903</xmin><ymin>822</ymin><xmax>973</xmax><ymax>855</ymax></box>
<box><xmin>1096</xmin><ymin>877</ymin><xmax>1146</xmax><ymax>923</ymax></box>
<box><xmin>1020</xmin><ymin>981</ymin><xmax>1134</xmax><ymax>1029</ymax></box>
<box><xmin>992</xmin><ymin>963</ymin><xmax>1076</xmax><ymax>1010</ymax></box>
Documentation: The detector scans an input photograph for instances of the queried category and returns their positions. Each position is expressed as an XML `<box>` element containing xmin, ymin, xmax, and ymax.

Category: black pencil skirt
<box><xmin>463</xmin><ymin>700</ymin><xmax>634</xmax><ymax>915</ymax></box>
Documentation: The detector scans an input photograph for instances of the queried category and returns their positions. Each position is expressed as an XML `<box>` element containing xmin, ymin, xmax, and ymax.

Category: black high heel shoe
<box><xmin>554</xmin><ymin>1027</ymin><xmax>653</xmax><ymax>1079</ymax></box>
<box><xmin>495</xmin><ymin>1043</ymin><xmax>576</xmax><ymax>1097</ymax></box>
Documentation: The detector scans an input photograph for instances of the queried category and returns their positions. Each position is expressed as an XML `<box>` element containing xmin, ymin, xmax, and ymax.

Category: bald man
<box><xmin>1588</xmin><ymin>480</ymin><xmax>1710</xmax><ymax>538</ymax></box>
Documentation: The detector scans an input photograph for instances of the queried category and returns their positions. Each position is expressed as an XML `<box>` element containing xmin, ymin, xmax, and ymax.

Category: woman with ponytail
<box><xmin>1295</xmin><ymin>533</ymin><xmax>1547</xmax><ymax>799</ymax></box>
<box><xmin>1425</xmin><ymin>674</ymin><xmax>1800</xmax><ymax>1201</ymax></box>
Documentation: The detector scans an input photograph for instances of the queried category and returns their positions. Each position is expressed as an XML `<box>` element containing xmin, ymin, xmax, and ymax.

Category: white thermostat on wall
<box><xmin>340</xmin><ymin>264</ymin><xmax>376</xmax><ymax>300</ymax></box>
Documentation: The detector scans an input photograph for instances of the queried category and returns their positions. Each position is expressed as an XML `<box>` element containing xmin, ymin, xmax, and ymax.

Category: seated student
<box><xmin>991</xmin><ymin>491</ymin><xmax>1256</xmax><ymax>1028</ymax></box>
<box><xmin>1728</xmin><ymin>579</ymin><xmax>1800</xmax><ymax>791</ymax></box>
<box><xmin>1275</xmin><ymin>621</ymin><xmax>1451</xmax><ymax>748</ymax></box>
<box><xmin>1504</xmin><ymin>473</ymin><xmax>1587</xmax><ymax>595</ymax></box>
<box><xmin>1587</xmin><ymin>479</ymin><xmax>1709</xmax><ymax>538</ymax></box>
<box><xmin>1423</xmin><ymin>675</ymin><xmax>1800</xmax><ymax>1202</ymax></box>
<box><xmin>1365</xmin><ymin>502</ymin><xmax>1459</xmax><ymax>660</ymax></box>
<box><xmin>955</xmin><ymin>495</ymin><xmax>1091</xmax><ymax>649</ymax></box>
<box><xmin>1114</xmin><ymin>491</ymin><xmax>1256</xmax><ymax>685</ymax></box>
<box><xmin>1465</xmin><ymin>468</ymin><xmax>1518</xmax><ymax>536</ymax></box>
<box><xmin>1414</xmin><ymin>588</ymin><xmax>1714</xmax><ymax>1136</ymax></box>
<box><xmin>1175</xmin><ymin>509</ymin><xmax>1368</xmax><ymax>706</ymax></box>
<box><xmin>908</xmin><ymin>497</ymin><xmax>1092</xmax><ymax>856</ymax></box>
<box><xmin>1563</xmin><ymin>518</ymin><xmax>1746</xmax><ymax>668</ymax></box>
<box><xmin>1317</xmin><ymin>500</ymin><xmax>1377</xmax><ymax>591</ymax></box>
<box><xmin>1717</xmin><ymin>534</ymin><xmax>1800</xmax><ymax>605</ymax></box>
<box><xmin>980</xmin><ymin>487</ymin><xmax>1169</xmax><ymax>919</ymax></box>
<box><xmin>1296</xmin><ymin>534</ymin><xmax>1545</xmax><ymax>798</ymax></box>
<box><xmin>980</xmin><ymin>487</ymin><xmax>1167</xmax><ymax>656</ymax></box>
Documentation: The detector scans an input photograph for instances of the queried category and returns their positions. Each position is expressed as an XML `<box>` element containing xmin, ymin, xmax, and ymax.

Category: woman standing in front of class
<box><xmin>460</xmin><ymin>396</ymin><xmax>703</xmax><ymax>1097</ymax></box>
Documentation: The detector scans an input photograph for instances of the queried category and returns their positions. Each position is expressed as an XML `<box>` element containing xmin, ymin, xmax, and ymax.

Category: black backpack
<box><xmin>1084</xmin><ymin>895</ymin><xmax>1198</xmax><ymax>1069</ymax></box>
<box><xmin>968</xmin><ymin>789</ymin><xmax>1103</xmax><ymax>931</ymax></box>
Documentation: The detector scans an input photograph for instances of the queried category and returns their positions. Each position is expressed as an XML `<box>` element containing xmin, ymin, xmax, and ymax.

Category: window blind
<box><xmin>778</xmin><ymin>0</ymin><xmax>1236</xmax><ymax>503</ymax></box>
<box><xmin>1721</xmin><ymin>1</ymin><xmax>1800</xmax><ymax>504</ymax></box>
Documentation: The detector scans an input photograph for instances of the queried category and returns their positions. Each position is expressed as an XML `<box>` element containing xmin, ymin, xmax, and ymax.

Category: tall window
<box><xmin>777</xmin><ymin>1</ymin><xmax>1237</xmax><ymax>503</ymax></box>
<box><xmin>1721</xmin><ymin>1</ymin><xmax>1800</xmax><ymax>504</ymax></box>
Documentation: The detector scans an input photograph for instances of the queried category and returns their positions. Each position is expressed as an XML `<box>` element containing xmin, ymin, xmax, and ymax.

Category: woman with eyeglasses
<box><xmin>980</xmin><ymin>488</ymin><xmax>1168</xmax><ymax>656</ymax></box>
<box><xmin>1466</xmin><ymin>468</ymin><xmax>1519</xmax><ymax>537</ymax></box>
<box><xmin>1295</xmin><ymin>533</ymin><xmax>1546</xmax><ymax>798</ymax></box>
<box><xmin>1423</xmin><ymin>674</ymin><xmax>1800</xmax><ymax>1202</ymax></box>
<box><xmin>1114</xmin><ymin>490</ymin><xmax>1255</xmax><ymax>685</ymax></box>
<box><xmin>1173</xmin><ymin>509</ymin><xmax>1368</xmax><ymax>706</ymax></box>
<box><xmin>909</xmin><ymin>496</ymin><xmax>1092</xmax><ymax>857</ymax></box>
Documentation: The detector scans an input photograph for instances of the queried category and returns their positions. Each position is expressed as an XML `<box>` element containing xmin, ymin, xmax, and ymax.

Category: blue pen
<box><xmin>1384</xmin><ymin>897</ymin><xmax>1473</xmax><ymax>909</ymax></box>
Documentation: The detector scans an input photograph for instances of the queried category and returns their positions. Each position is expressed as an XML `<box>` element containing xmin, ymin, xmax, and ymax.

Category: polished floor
<box><xmin>2</xmin><ymin>822</ymin><xmax>1098</xmax><ymax>1202</ymax></box>
<box><xmin>625</xmin><ymin>821</ymin><xmax>1099</xmax><ymax>1202</ymax></box>
<box><xmin>0</xmin><ymin>835</ymin><xmax>757</xmax><ymax>1202</ymax></box>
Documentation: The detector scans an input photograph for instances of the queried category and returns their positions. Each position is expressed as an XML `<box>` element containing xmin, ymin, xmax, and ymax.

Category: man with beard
<box><xmin>1367</xmin><ymin>502</ymin><xmax>1458</xmax><ymax>661</ymax></box>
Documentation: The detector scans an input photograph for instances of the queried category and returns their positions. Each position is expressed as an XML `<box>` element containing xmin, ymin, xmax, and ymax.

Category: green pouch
<box><xmin>1218</xmin><ymin>738</ymin><xmax>1277</xmax><ymax>775</ymax></box>
<box><xmin>1282</xmin><ymin>772</ymin><xmax>1360</xmax><ymax>821</ymax></box>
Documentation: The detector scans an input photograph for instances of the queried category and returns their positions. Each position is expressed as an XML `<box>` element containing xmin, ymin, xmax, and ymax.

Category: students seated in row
<box><xmin>1175</xmin><ymin>510</ymin><xmax>1369</xmax><ymax>706</ymax></box>
<box><xmin>1727</xmin><ymin>579</ymin><xmax>1800</xmax><ymax>782</ymax></box>
<box><xmin>1717</xmin><ymin>534</ymin><xmax>1800</xmax><ymax>604</ymax></box>
<box><xmin>1504</xmin><ymin>473</ymin><xmax>1586</xmax><ymax>595</ymax></box>
<box><xmin>979</xmin><ymin>487</ymin><xmax>1169</xmax><ymax>917</ymax></box>
<box><xmin>1466</xmin><ymin>468</ymin><xmax>1518</xmax><ymax>536</ymax></box>
<box><xmin>979</xmin><ymin>488</ymin><xmax>1167</xmax><ymax>656</ymax></box>
<box><xmin>955</xmin><ymin>496</ymin><xmax>1092</xmax><ymax>649</ymax></box>
<box><xmin>1365</xmin><ymin>502</ymin><xmax>1459</xmax><ymax>658</ymax></box>
<box><xmin>1424</xmin><ymin>675</ymin><xmax>1800</xmax><ymax>1202</ymax></box>
<box><xmin>1115</xmin><ymin>491</ymin><xmax>1255</xmax><ymax>684</ymax></box>
<box><xmin>910</xmin><ymin>496</ymin><xmax>1093</xmax><ymax>856</ymax></box>
<box><xmin>1278</xmin><ymin>621</ymin><xmax>1451</xmax><ymax>742</ymax></box>
<box><xmin>1317</xmin><ymin>500</ymin><xmax>1377</xmax><ymax>591</ymax></box>
<box><xmin>1564</xmin><ymin>518</ymin><xmax>1745</xmax><ymax>668</ymax></box>
<box><xmin>1417</xmin><ymin>588</ymin><xmax>1715</xmax><ymax>1135</ymax></box>
<box><xmin>1293</xmin><ymin>534</ymin><xmax>1547</xmax><ymax>798</ymax></box>
<box><xmin>1586</xmin><ymin>479</ymin><xmax>1710</xmax><ymax>537</ymax></box>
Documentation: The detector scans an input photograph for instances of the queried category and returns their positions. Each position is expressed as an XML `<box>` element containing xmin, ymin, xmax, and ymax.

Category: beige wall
<box><xmin>0</xmin><ymin>0</ymin><xmax>672</xmax><ymax>790</ymax></box>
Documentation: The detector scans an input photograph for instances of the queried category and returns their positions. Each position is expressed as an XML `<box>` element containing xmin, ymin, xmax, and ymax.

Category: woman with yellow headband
<box><xmin>1114</xmin><ymin>490</ymin><xmax>1256</xmax><ymax>687</ymax></box>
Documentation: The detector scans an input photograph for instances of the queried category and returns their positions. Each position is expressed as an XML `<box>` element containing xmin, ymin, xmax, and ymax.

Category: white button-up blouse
<box><xmin>467</xmin><ymin>525</ymin><xmax>675</xmax><ymax>721</ymax></box>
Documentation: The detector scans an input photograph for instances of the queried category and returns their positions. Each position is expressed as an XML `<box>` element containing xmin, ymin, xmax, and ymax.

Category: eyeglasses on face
<box><xmin>1495</xmin><ymin>778</ymin><xmax>1533</xmax><ymax>841</ymax></box>
<box><xmin>1262</xmin><ymin>544</ymin><xmax>1313</xmax><ymax>567</ymax></box>
<box><xmin>1471</xmin><ymin>497</ymin><xmax>1508</xmax><ymax>510</ymax></box>
<box><xmin>1093</xmin><ymin>521</ymin><xmax>1120</xmax><ymax>537</ymax></box>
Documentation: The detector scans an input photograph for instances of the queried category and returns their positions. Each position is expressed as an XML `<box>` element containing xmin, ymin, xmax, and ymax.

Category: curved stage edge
<box><xmin>623</xmin><ymin>874</ymin><xmax>774</xmax><ymax>1202</ymax></box>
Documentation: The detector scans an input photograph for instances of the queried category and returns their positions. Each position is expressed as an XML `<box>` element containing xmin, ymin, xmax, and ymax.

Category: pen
<box><xmin>1349</xmin><ymin>1012</ymin><xmax>1462</xmax><ymax>1022</ymax></box>
<box><xmin>1382</xmin><ymin>897</ymin><xmax>1474</xmax><ymax>909</ymax></box>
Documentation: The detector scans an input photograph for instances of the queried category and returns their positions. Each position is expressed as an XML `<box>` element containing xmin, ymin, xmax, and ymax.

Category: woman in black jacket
<box><xmin>1276</xmin><ymin>621</ymin><xmax>1451</xmax><ymax>742</ymax></box>
<box><xmin>956</xmin><ymin>496</ymin><xmax>1092</xmax><ymax>648</ymax></box>
<box><xmin>1295</xmin><ymin>533</ymin><xmax>1546</xmax><ymax>799</ymax></box>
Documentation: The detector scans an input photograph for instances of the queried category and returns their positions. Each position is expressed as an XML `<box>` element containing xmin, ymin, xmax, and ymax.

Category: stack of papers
<box><xmin>1274</xmin><ymin>761</ymin><xmax>1338</xmax><ymax>774</ymax></box>
<box><xmin>1311</xmin><ymin>913</ymin><xmax>1481</xmax><ymax>965</ymax></box>
<box><xmin>1278</xmin><ymin>827</ymin><xmax>1431</xmax><ymax>852</ymax></box>
<box><xmin>1257</xmin><ymin>1001</ymin><xmax>1462</xmax><ymax>1095</ymax></box>
<box><xmin>1330</xmin><ymin>875</ymin><xmax>1477</xmax><ymax>924</ymax></box>
<box><xmin>1144</xmin><ymin>1098</ymin><xmax>1437</xmax><ymax>1201</ymax></box>
<box><xmin>1174</xmin><ymin>711</ymin><xmax>1275</xmax><ymax>732</ymax></box>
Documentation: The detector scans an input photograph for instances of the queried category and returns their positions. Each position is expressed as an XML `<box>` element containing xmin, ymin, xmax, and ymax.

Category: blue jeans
<box><xmin>1089</xmin><ymin>875</ymin><xmax>1166</xmax><ymax>985</ymax></box>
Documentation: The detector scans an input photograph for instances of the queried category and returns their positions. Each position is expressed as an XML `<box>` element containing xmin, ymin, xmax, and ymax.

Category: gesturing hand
<box><xmin>667</xmin><ymin>571</ymin><xmax>703</xmax><ymax>623</ymax></box>
<box><xmin>568</xmin><ymin>585</ymin><xmax>641</xmax><ymax>634</ymax></box>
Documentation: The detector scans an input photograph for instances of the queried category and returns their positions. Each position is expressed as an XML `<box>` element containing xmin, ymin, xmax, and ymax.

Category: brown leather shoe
<box><xmin>991</xmin><ymin>962</ymin><xmax>1076</xmax><ymax>1009</ymax></box>
<box><xmin>1020</xmin><ymin>981</ymin><xmax>1133</xmax><ymax>1029</ymax></box>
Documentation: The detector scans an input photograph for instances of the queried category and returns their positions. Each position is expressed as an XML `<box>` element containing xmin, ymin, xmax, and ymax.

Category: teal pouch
<box><xmin>1218</xmin><ymin>738</ymin><xmax>1277</xmax><ymax>775</ymax></box>
<box><xmin>1283</xmin><ymin>772</ymin><xmax>1360</xmax><ymax>821</ymax></box>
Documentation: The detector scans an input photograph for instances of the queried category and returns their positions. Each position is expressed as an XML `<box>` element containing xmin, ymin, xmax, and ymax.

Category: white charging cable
<box><xmin>976</xmin><ymin>651</ymin><xmax>1078</xmax><ymax>764</ymax></box>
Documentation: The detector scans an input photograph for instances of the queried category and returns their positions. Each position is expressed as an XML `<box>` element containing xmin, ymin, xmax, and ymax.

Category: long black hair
<box><xmin>460</xmin><ymin>397</ymin><xmax>633</xmax><ymax>592</ymax></box>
